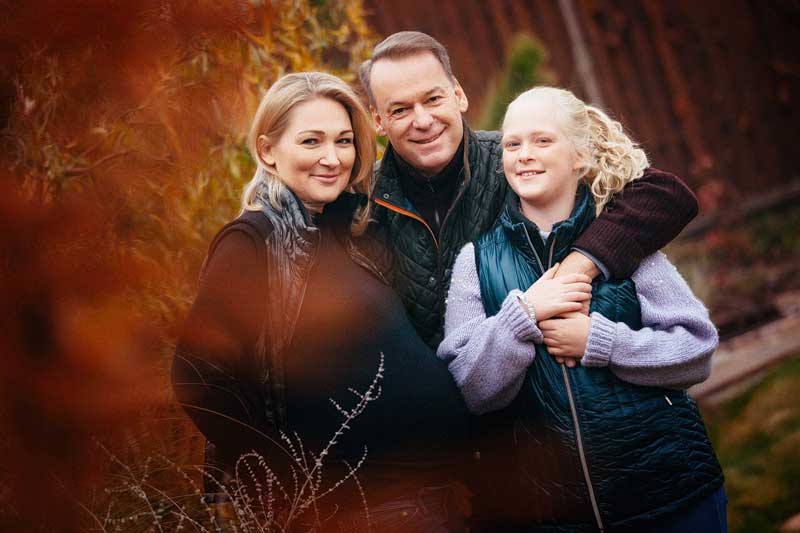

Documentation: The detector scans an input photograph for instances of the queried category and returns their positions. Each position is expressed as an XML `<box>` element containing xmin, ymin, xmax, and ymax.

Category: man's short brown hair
<box><xmin>359</xmin><ymin>31</ymin><xmax>456</xmax><ymax>107</ymax></box>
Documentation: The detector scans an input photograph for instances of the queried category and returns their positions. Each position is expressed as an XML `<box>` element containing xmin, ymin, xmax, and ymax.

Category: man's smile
<box><xmin>409</xmin><ymin>128</ymin><xmax>445</xmax><ymax>144</ymax></box>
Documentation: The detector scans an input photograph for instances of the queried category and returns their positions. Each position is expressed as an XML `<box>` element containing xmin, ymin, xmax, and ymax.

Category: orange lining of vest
<box><xmin>374</xmin><ymin>197</ymin><xmax>439</xmax><ymax>251</ymax></box>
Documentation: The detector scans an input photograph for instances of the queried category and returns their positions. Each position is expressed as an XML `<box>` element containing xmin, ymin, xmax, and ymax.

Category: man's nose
<box><xmin>411</xmin><ymin>103</ymin><xmax>434</xmax><ymax>129</ymax></box>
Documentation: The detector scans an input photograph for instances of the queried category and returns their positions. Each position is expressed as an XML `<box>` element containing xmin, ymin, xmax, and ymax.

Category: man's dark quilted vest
<box><xmin>474</xmin><ymin>187</ymin><xmax>723</xmax><ymax>530</ymax></box>
<box><xmin>371</xmin><ymin>125</ymin><xmax>506</xmax><ymax>347</ymax></box>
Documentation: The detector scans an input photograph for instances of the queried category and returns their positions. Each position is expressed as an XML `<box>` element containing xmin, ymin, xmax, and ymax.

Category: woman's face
<box><xmin>502</xmin><ymin>96</ymin><xmax>583</xmax><ymax>220</ymax></box>
<box><xmin>261</xmin><ymin>97</ymin><xmax>356</xmax><ymax>213</ymax></box>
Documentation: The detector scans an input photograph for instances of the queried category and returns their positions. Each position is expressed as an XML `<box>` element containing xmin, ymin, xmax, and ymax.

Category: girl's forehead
<box><xmin>503</xmin><ymin>95</ymin><xmax>567</xmax><ymax>134</ymax></box>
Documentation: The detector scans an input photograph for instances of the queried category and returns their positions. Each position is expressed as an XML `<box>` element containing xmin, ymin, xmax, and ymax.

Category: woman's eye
<box><xmin>337</xmin><ymin>137</ymin><xmax>354</xmax><ymax>145</ymax></box>
<box><xmin>301</xmin><ymin>138</ymin><xmax>318</xmax><ymax>145</ymax></box>
<box><xmin>504</xmin><ymin>141</ymin><xmax>519</xmax><ymax>149</ymax></box>
<box><xmin>536</xmin><ymin>138</ymin><xmax>552</xmax><ymax>145</ymax></box>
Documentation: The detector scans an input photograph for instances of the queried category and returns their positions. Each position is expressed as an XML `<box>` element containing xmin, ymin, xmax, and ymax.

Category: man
<box><xmin>359</xmin><ymin>31</ymin><xmax>698</xmax><ymax>347</ymax></box>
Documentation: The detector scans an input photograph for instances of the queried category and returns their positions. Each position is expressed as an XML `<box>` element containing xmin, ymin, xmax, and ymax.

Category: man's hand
<box><xmin>555</xmin><ymin>251</ymin><xmax>601</xmax><ymax>278</ymax></box>
<box><xmin>539</xmin><ymin>312</ymin><xmax>591</xmax><ymax>368</ymax></box>
<box><xmin>522</xmin><ymin>264</ymin><xmax>592</xmax><ymax>322</ymax></box>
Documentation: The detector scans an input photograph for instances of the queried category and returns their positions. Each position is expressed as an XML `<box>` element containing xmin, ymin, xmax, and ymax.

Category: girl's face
<box><xmin>260</xmin><ymin>98</ymin><xmax>356</xmax><ymax>213</ymax></box>
<box><xmin>502</xmin><ymin>96</ymin><xmax>584</xmax><ymax>222</ymax></box>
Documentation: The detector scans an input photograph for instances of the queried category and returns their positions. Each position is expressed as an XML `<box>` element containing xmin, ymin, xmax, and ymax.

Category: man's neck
<box><xmin>395</xmin><ymin>136</ymin><xmax>465</xmax><ymax>185</ymax></box>
<box><xmin>393</xmin><ymin>133</ymin><xmax>466</xmax><ymax>235</ymax></box>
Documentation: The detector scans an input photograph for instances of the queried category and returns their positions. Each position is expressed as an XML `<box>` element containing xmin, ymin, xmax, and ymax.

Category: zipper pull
<box><xmin>665</xmin><ymin>395</ymin><xmax>673</xmax><ymax>406</ymax></box>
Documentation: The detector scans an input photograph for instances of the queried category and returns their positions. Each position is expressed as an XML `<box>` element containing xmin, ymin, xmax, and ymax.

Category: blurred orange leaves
<box><xmin>1</xmin><ymin>0</ymin><xmax>376</xmax><ymax>529</ymax></box>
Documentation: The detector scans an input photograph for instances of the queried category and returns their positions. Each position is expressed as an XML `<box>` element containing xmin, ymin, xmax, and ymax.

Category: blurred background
<box><xmin>1</xmin><ymin>1</ymin><xmax>798</xmax><ymax>531</ymax></box>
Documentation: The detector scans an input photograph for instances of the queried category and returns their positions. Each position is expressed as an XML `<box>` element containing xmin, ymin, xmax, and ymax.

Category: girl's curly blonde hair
<box><xmin>508</xmin><ymin>87</ymin><xmax>649</xmax><ymax>215</ymax></box>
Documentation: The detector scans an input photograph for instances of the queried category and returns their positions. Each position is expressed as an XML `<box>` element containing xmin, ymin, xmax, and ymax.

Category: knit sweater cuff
<box><xmin>498</xmin><ymin>289</ymin><xmax>544</xmax><ymax>343</ymax></box>
<box><xmin>582</xmin><ymin>312</ymin><xmax>616</xmax><ymax>367</ymax></box>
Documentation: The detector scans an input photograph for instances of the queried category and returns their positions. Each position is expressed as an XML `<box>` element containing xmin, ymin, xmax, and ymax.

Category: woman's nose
<box><xmin>319</xmin><ymin>144</ymin><xmax>340</xmax><ymax>167</ymax></box>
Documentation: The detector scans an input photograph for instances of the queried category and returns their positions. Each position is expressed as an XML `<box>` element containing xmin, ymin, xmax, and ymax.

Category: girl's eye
<box><xmin>536</xmin><ymin>138</ymin><xmax>552</xmax><ymax>145</ymax></box>
<box><xmin>337</xmin><ymin>137</ymin><xmax>354</xmax><ymax>145</ymax></box>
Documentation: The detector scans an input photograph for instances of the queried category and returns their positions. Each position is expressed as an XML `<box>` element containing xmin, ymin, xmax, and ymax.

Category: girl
<box><xmin>437</xmin><ymin>87</ymin><xmax>725</xmax><ymax>531</ymax></box>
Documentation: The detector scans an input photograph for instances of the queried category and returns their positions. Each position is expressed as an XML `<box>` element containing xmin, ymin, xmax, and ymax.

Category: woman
<box><xmin>172</xmin><ymin>72</ymin><xmax>472</xmax><ymax>532</ymax></box>
<box><xmin>438</xmin><ymin>87</ymin><xmax>725</xmax><ymax>531</ymax></box>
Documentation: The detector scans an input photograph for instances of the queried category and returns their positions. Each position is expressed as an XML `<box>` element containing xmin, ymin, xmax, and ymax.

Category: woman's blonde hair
<box><xmin>242</xmin><ymin>72</ymin><xmax>375</xmax><ymax>235</ymax></box>
<box><xmin>507</xmin><ymin>86</ymin><xmax>649</xmax><ymax>214</ymax></box>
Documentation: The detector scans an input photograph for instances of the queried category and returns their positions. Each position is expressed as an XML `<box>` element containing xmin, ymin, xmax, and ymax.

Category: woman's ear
<box><xmin>257</xmin><ymin>134</ymin><xmax>275</xmax><ymax>167</ymax></box>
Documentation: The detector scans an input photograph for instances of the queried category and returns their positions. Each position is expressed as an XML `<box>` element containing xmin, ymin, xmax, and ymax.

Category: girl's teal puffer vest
<box><xmin>474</xmin><ymin>187</ymin><xmax>723</xmax><ymax>531</ymax></box>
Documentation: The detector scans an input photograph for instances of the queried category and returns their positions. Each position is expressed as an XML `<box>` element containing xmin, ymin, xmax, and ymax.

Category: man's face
<box><xmin>369</xmin><ymin>52</ymin><xmax>468</xmax><ymax>177</ymax></box>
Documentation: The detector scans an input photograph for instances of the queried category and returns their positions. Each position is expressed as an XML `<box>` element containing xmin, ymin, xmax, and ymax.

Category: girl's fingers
<box><xmin>541</xmin><ymin>264</ymin><xmax>559</xmax><ymax>280</ymax></box>
<box><xmin>562</xmin><ymin>302</ymin><xmax>584</xmax><ymax>313</ymax></box>
<box><xmin>557</xmin><ymin>275</ymin><xmax>591</xmax><ymax>286</ymax></box>
<box><xmin>559</xmin><ymin>273</ymin><xmax>591</xmax><ymax>284</ymax></box>
<box><xmin>567</xmin><ymin>292</ymin><xmax>592</xmax><ymax>301</ymax></box>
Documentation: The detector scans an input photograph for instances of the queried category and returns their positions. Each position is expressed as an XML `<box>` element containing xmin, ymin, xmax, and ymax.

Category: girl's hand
<box><xmin>539</xmin><ymin>312</ymin><xmax>592</xmax><ymax>367</ymax></box>
<box><xmin>523</xmin><ymin>264</ymin><xmax>592</xmax><ymax>322</ymax></box>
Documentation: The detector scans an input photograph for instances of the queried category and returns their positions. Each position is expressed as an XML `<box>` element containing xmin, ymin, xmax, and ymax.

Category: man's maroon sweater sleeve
<box><xmin>573</xmin><ymin>168</ymin><xmax>698</xmax><ymax>279</ymax></box>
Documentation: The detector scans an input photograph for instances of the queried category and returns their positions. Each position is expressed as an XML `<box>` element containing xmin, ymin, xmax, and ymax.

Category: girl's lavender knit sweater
<box><xmin>437</xmin><ymin>244</ymin><xmax>719</xmax><ymax>415</ymax></box>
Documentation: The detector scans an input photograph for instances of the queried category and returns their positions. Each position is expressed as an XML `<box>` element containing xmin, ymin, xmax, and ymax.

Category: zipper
<box><xmin>374</xmin><ymin>197</ymin><xmax>439</xmax><ymax>252</ymax></box>
<box><xmin>525</xmin><ymin>228</ymin><xmax>604</xmax><ymax>531</ymax></box>
<box><xmin>430</xmin><ymin>137</ymin><xmax>473</xmax><ymax>281</ymax></box>
<box><xmin>562</xmin><ymin>365</ymin><xmax>604</xmax><ymax>531</ymax></box>
<box><xmin>521</xmin><ymin>227</ymin><xmax>557</xmax><ymax>277</ymax></box>
<box><xmin>522</xmin><ymin>227</ymin><xmax>546</xmax><ymax>276</ymax></box>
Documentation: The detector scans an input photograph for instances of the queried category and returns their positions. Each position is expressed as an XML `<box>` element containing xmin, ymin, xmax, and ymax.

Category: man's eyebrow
<box><xmin>386</xmin><ymin>86</ymin><xmax>448</xmax><ymax>109</ymax></box>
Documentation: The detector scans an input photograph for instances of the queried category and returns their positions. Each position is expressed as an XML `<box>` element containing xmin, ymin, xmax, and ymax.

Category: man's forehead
<box><xmin>370</xmin><ymin>52</ymin><xmax>455</xmax><ymax>106</ymax></box>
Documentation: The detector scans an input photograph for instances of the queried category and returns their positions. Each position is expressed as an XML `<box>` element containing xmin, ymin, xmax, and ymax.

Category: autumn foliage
<box><xmin>0</xmin><ymin>1</ymin><xmax>376</xmax><ymax>530</ymax></box>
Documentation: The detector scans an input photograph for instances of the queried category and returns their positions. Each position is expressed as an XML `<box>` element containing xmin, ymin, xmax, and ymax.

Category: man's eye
<box><xmin>390</xmin><ymin>107</ymin><xmax>407</xmax><ymax>117</ymax></box>
<box><xmin>427</xmin><ymin>95</ymin><xmax>443</xmax><ymax>104</ymax></box>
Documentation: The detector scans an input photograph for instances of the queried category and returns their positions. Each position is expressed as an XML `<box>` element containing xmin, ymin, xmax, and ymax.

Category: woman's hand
<box><xmin>522</xmin><ymin>264</ymin><xmax>592</xmax><ymax>322</ymax></box>
<box><xmin>539</xmin><ymin>312</ymin><xmax>592</xmax><ymax>367</ymax></box>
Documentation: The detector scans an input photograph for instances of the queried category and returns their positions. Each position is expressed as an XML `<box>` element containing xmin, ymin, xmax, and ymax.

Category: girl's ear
<box><xmin>257</xmin><ymin>135</ymin><xmax>276</xmax><ymax>167</ymax></box>
<box><xmin>573</xmin><ymin>148</ymin><xmax>591</xmax><ymax>175</ymax></box>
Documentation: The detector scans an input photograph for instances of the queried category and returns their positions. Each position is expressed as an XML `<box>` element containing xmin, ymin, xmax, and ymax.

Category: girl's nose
<box><xmin>518</xmin><ymin>145</ymin><xmax>536</xmax><ymax>162</ymax></box>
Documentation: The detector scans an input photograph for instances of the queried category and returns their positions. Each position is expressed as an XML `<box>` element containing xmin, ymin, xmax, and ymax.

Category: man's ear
<box><xmin>370</xmin><ymin>106</ymin><xmax>386</xmax><ymax>137</ymax></box>
<box><xmin>454</xmin><ymin>82</ymin><xmax>469</xmax><ymax>114</ymax></box>
<box><xmin>257</xmin><ymin>135</ymin><xmax>276</xmax><ymax>167</ymax></box>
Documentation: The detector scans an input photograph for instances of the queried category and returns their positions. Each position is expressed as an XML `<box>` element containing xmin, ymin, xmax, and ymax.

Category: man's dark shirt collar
<box><xmin>394</xmin><ymin>133</ymin><xmax>466</xmax><ymax>236</ymax></box>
